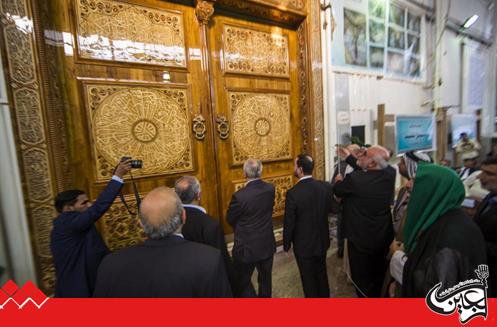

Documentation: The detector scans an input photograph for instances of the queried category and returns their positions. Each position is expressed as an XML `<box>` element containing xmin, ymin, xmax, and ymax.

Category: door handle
<box><xmin>192</xmin><ymin>113</ymin><xmax>206</xmax><ymax>140</ymax></box>
<box><xmin>216</xmin><ymin>115</ymin><xmax>230</xmax><ymax>140</ymax></box>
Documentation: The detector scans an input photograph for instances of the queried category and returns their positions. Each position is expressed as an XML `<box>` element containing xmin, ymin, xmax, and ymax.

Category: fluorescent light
<box><xmin>462</xmin><ymin>15</ymin><xmax>479</xmax><ymax>29</ymax></box>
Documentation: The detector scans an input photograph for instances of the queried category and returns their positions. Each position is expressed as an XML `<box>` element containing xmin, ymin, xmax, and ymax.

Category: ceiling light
<box><xmin>462</xmin><ymin>15</ymin><xmax>479</xmax><ymax>29</ymax></box>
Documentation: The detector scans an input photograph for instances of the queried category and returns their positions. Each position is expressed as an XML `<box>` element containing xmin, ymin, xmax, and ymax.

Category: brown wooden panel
<box><xmin>207</xmin><ymin>15</ymin><xmax>301</xmax><ymax>232</ymax></box>
<box><xmin>81</xmin><ymin>80</ymin><xmax>195</xmax><ymax>182</ymax></box>
<box><xmin>74</xmin><ymin>0</ymin><xmax>188</xmax><ymax>69</ymax></box>
<box><xmin>44</xmin><ymin>0</ymin><xmax>221</xmax><ymax>249</ymax></box>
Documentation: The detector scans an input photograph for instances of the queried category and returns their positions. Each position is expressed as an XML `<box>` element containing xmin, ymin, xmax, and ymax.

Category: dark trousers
<box><xmin>234</xmin><ymin>256</ymin><xmax>273</xmax><ymax>298</ymax></box>
<box><xmin>336</xmin><ymin>213</ymin><xmax>344</xmax><ymax>253</ymax></box>
<box><xmin>295</xmin><ymin>254</ymin><xmax>330</xmax><ymax>298</ymax></box>
<box><xmin>348</xmin><ymin>241</ymin><xmax>388</xmax><ymax>298</ymax></box>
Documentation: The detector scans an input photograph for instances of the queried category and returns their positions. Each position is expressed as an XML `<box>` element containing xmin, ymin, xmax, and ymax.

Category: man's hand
<box><xmin>284</xmin><ymin>248</ymin><xmax>293</xmax><ymax>258</ymax></box>
<box><xmin>389</xmin><ymin>240</ymin><xmax>404</xmax><ymax>257</ymax></box>
<box><xmin>114</xmin><ymin>159</ymin><xmax>132</xmax><ymax>178</ymax></box>
<box><xmin>337</xmin><ymin>146</ymin><xmax>350</xmax><ymax>159</ymax></box>
<box><xmin>334</xmin><ymin>173</ymin><xmax>343</xmax><ymax>183</ymax></box>
<box><xmin>388</xmin><ymin>281</ymin><xmax>396</xmax><ymax>298</ymax></box>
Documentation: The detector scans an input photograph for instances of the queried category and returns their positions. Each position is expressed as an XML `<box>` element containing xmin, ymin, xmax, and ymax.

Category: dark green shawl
<box><xmin>403</xmin><ymin>163</ymin><xmax>465</xmax><ymax>253</ymax></box>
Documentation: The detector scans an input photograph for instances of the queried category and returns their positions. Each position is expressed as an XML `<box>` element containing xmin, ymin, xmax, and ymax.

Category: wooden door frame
<box><xmin>0</xmin><ymin>0</ymin><xmax>324</xmax><ymax>293</ymax></box>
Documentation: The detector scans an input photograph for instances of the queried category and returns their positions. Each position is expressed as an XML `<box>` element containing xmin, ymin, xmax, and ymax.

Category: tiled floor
<box><xmin>251</xmin><ymin>245</ymin><xmax>357</xmax><ymax>298</ymax></box>
<box><xmin>231</xmin><ymin>217</ymin><xmax>357</xmax><ymax>298</ymax></box>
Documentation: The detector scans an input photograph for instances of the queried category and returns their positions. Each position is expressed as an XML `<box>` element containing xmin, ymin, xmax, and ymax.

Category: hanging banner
<box><xmin>395</xmin><ymin>115</ymin><xmax>436</xmax><ymax>153</ymax></box>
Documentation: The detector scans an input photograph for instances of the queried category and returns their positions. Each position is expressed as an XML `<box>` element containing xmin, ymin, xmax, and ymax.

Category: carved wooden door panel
<box><xmin>49</xmin><ymin>0</ymin><xmax>220</xmax><ymax>250</ymax></box>
<box><xmin>207</xmin><ymin>15</ymin><xmax>301</xmax><ymax>232</ymax></box>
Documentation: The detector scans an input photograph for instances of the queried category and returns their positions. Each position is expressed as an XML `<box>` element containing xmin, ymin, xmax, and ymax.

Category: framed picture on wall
<box><xmin>395</xmin><ymin>115</ymin><xmax>436</xmax><ymax>153</ymax></box>
<box><xmin>344</xmin><ymin>8</ymin><xmax>367</xmax><ymax>66</ymax></box>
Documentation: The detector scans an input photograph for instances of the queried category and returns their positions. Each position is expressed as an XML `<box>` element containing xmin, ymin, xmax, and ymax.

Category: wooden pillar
<box><xmin>377</xmin><ymin>104</ymin><xmax>385</xmax><ymax>146</ymax></box>
<box><xmin>435</xmin><ymin>107</ymin><xmax>448</xmax><ymax>163</ymax></box>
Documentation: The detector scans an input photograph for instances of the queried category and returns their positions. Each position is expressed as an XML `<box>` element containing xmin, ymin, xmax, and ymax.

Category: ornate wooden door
<box><xmin>206</xmin><ymin>15</ymin><xmax>302</xmax><ymax>232</ymax></box>
<box><xmin>1</xmin><ymin>0</ymin><xmax>323</xmax><ymax>292</ymax></box>
<box><xmin>45</xmin><ymin>0</ymin><xmax>221</xmax><ymax>251</ymax></box>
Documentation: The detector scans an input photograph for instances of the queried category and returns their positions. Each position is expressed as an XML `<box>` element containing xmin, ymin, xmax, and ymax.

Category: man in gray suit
<box><xmin>227</xmin><ymin>158</ymin><xmax>276</xmax><ymax>297</ymax></box>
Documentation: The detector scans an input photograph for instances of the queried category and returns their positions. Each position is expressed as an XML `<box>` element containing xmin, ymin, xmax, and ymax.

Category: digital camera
<box><xmin>121</xmin><ymin>156</ymin><xmax>143</xmax><ymax>169</ymax></box>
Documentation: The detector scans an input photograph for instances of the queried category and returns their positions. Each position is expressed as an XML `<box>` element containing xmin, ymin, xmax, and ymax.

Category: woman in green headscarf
<box><xmin>400</xmin><ymin>163</ymin><xmax>487</xmax><ymax>297</ymax></box>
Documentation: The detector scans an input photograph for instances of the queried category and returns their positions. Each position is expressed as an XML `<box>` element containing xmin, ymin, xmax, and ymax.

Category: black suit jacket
<box><xmin>283</xmin><ymin>177</ymin><xmax>334</xmax><ymax>257</ymax></box>
<box><xmin>474</xmin><ymin>194</ymin><xmax>497</xmax><ymax>296</ymax></box>
<box><xmin>226</xmin><ymin>179</ymin><xmax>276</xmax><ymax>263</ymax></box>
<box><xmin>182</xmin><ymin>206</ymin><xmax>234</xmax><ymax>287</ymax></box>
<box><xmin>333</xmin><ymin>167</ymin><xmax>396</xmax><ymax>254</ymax></box>
<box><xmin>183</xmin><ymin>206</ymin><xmax>227</xmax><ymax>253</ymax></box>
<box><xmin>93</xmin><ymin>236</ymin><xmax>232</xmax><ymax>298</ymax></box>
<box><xmin>50</xmin><ymin>179</ymin><xmax>122</xmax><ymax>298</ymax></box>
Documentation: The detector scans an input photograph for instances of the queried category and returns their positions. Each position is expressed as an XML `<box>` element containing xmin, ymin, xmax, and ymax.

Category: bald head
<box><xmin>140</xmin><ymin>187</ymin><xmax>184</xmax><ymax>239</ymax></box>
<box><xmin>175</xmin><ymin>176</ymin><xmax>201</xmax><ymax>204</ymax></box>
<box><xmin>369</xmin><ymin>145</ymin><xmax>390</xmax><ymax>160</ymax></box>
<box><xmin>358</xmin><ymin>145</ymin><xmax>390</xmax><ymax>170</ymax></box>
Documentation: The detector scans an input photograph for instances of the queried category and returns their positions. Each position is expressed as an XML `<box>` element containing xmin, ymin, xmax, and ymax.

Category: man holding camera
<box><xmin>50</xmin><ymin>159</ymin><xmax>132</xmax><ymax>297</ymax></box>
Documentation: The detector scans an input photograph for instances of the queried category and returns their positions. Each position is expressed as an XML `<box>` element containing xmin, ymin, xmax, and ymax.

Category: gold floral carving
<box><xmin>297</xmin><ymin>23</ymin><xmax>310</xmax><ymax>155</ymax></box>
<box><xmin>4</xmin><ymin>25</ymin><xmax>35</xmax><ymax>84</ymax></box>
<box><xmin>31</xmin><ymin>205</ymin><xmax>57</xmax><ymax>257</ymax></box>
<box><xmin>1</xmin><ymin>0</ymin><xmax>56</xmax><ymax>292</ymax></box>
<box><xmin>309</xmin><ymin>0</ymin><xmax>325</xmax><ymax>180</ymax></box>
<box><xmin>13</xmin><ymin>88</ymin><xmax>45</xmax><ymax>144</ymax></box>
<box><xmin>85</xmin><ymin>84</ymin><xmax>193</xmax><ymax>181</ymax></box>
<box><xmin>22</xmin><ymin>148</ymin><xmax>54</xmax><ymax>203</ymax></box>
<box><xmin>195</xmin><ymin>0</ymin><xmax>215</xmax><ymax>25</ymax></box>
<box><xmin>100</xmin><ymin>194</ymin><xmax>146</xmax><ymax>251</ymax></box>
<box><xmin>76</xmin><ymin>0</ymin><xmax>186</xmax><ymax>67</ymax></box>
<box><xmin>223</xmin><ymin>25</ymin><xmax>289</xmax><ymax>77</ymax></box>
<box><xmin>229</xmin><ymin>91</ymin><xmax>291</xmax><ymax>164</ymax></box>
<box><xmin>1</xmin><ymin>0</ymin><xmax>27</xmax><ymax>16</ymax></box>
<box><xmin>234</xmin><ymin>175</ymin><xmax>293</xmax><ymax>217</ymax></box>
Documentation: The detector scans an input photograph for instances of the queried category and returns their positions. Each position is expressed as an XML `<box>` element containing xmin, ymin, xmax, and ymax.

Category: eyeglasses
<box><xmin>357</xmin><ymin>147</ymin><xmax>368</xmax><ymax>157</ymax></box>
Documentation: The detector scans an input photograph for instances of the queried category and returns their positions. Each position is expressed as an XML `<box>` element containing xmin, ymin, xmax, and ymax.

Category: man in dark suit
<box><xmin>93</xmin><ymin>187</ymin><xmax>232</xmax><ymax>297</ymax></box>
<box><xmin>227</xmin><ymin>158</ymin><xmax>276</xmax><ymax>297</ymax></box>
<box><xmin>475</xmin><ymin>157</ymin><xmax>497</xmax><ymax>297</ymax></box>
<box><xmin>331</xmin><ymin>144</ymin><xmax>360</xmax><ymax>258</ymax></box>
<box><xmin>174</xmin><ymin>175</ymin><xmax>236</xmax><ymax>295</ymax></box>
<box><xmin>284</xmin><ymin>154</ymin><xmax>334</xmax><ymax>297</ymax></box>
<box><xmin>50</xmin><ymin>159</ymin><xmax>132</xmax><ymax>298</ymax></box>
<box><xmin>333</xmin><ymin>146</ymin><xmax>396</xmax><ymax>297</ymax></box>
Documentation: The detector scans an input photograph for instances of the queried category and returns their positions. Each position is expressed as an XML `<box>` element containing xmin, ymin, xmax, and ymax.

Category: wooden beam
<box><xmin>377</xmin><ymin>104</ymin><xmax>385</xmax><ymax>146</ymax></box>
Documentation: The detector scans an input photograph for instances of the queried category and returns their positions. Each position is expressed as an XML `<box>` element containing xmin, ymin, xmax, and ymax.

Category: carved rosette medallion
<box><xmin>223</xmin><ymin>25</ymin><xmax>289</xmax><ymax>77</ymax></box>
<box><xmin>229</xmin><ymin>91</ymin><xmax>291</xmax><ymax>164</ymax></box>
<box><xmin>86</xmin><ymin>84</ymin><xmax>193</xmax><ymax>181</ymax></box>
<box><xmin>234</xmin><ymin>175</ymin><xmax>293</xmax><ymax>217</ymax></box>
<box><xmin>76</xmin><ymin>0</ymin><xmax>186</xmax><ymax>67</ymax></box>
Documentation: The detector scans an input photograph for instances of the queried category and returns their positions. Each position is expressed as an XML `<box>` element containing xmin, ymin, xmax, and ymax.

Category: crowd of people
<box><xmin>49</xmin><ymin>144</ymin><xmax>497</xmax><ymax>298</ymax></box>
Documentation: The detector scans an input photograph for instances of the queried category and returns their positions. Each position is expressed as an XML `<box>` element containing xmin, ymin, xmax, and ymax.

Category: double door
<box><xmin>49</xmin><ymin>0</ymin><xmax>302</xmax><ymax>249</ymax></box>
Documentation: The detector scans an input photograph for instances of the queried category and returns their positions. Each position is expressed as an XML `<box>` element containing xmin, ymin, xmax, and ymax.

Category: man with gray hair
<box><xmin>227</xmin><ymin>158</ymin><xmax>276</xmax><ymax>297</ymax></box>
<box><xmin>175</xmin><ymin>176</ymin><xmax>236</xmax><ymax>294</ymax></box>
<box><xmin>334</xmin><ymin>145</ymin><xmax>396</xmax><ymax>297</ymax></box>
<box><xmin>93</xmin><ymin>187</ymin><xmax>232</xmax><ymax>297</ymax></box>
